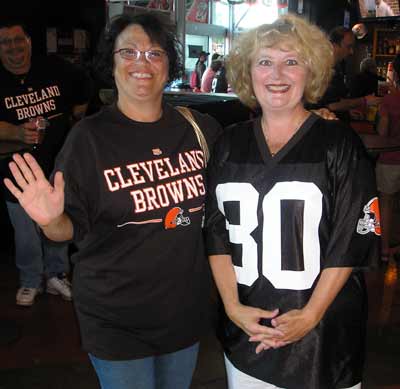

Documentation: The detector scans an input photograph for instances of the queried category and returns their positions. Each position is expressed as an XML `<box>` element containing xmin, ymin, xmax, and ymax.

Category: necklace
<box><xmin>261</xmin><ymin>111</ymin><xmax>309</xmax><ymax>157</ymax></box>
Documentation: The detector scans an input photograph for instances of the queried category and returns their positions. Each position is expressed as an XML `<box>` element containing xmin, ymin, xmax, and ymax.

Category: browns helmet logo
<box><xmin>356</xmin><ymin>197</ymin><xmax>381</xmax><ymax>236</ymax></box>
<box><xmin>164</xmin><ymin>207</ymin><xmax>191</xmax><ymax>229</ymax></box>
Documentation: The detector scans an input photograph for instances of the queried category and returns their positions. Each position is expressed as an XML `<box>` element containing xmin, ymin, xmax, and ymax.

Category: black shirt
<box><xmin>316</xmin><ymin>62</ymin><xmax>350</xmax><ymax>122</ymax></box>
<box><xmin>54</xmin><ymin>103</ymin><xmax>222</xmax><ymax>359</ymax></box>
<box><xmin>212</xmin><ymin>67</ymin><xmax>228</xmax><ymax>93</ymax></box>
<box><xmin>206</xmin><ymin>114</ymin><xmax>379</xmax><ymax>388</ymax></box>
<box><xmin>0</xmin><ymin>55</ymin><xmax>91</xmax><ymax>201</ymax></box>
<box><xmin>349</xmin><ymin>71</ymin><xmax>385</xmax><ymax>98</ymax></box>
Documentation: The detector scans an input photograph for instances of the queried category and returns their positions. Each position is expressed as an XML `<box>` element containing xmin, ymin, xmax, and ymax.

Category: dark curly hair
<box><xmin>0</xmin><ymin>19</ymin><xmax>30</xmax><ymax>37</ymax></box>
<box><xmin>329</xmin><ymin>26</ymin><xmax>352</xmax><ymax>45</ymax></box>
<box><xmin>94</xmin><ymin>13</ymin><xmax>183</xmax><ymax>87</ymax></box>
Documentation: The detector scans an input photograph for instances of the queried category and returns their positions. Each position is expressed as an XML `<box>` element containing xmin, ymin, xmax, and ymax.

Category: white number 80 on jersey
<box><xmin>216</xmin><ymin>182</ymin><xmax>323</xmax><ymax>291</ymax></box>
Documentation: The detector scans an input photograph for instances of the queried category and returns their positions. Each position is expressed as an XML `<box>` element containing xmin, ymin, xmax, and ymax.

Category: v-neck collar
<box><xmin>253</xmin><ymin>113</ymin><xmax>319</xmax><ymax>164</ymax></box>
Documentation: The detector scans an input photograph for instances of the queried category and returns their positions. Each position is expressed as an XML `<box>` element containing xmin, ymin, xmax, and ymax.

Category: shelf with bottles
<box><xmin>372</xmin><ymin>29</ymin><xmax>400</xmax><ymax>58</ymax></box>
<box><xmin>372</xmin><ymin>29</ymin><xmax>400</xmax><ymax>79</ymax></box>
<box><xmin>376</xmin><ymin>58</ymin><xmax>390</xmax><ymax>78</ymax></box>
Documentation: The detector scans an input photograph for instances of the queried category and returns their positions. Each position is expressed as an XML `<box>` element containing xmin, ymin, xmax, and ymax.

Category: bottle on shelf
<box><xmin>386</xmin><ymin>61</ymin><xmax>394</xmax><ymax>83</ymax></box>
<box><xmin>389</xmin><ymin>39</ymin><xmax>396</xmax><ymax>55</ymax></box>
<box><xmin>383</xmin><ymin>39</ymin><xmax>389</xmax><ymax>54</ymax></box>
<box><xmin>377</xmin><ymin>36</ymin><xmax>383</xmax><ymax>54</ymax></box>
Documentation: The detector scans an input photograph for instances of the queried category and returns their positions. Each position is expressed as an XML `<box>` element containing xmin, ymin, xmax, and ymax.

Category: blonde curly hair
<box><xmin>226</xmin><ymin>13</ymin><xmax>334</xmax><ymax>109</ymax></box>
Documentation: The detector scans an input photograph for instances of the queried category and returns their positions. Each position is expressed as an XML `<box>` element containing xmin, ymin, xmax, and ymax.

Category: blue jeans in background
<box><xmin>89</xmin><ymin>342</ymin><xmax>199</xmax><ymax>389</ymax></box>
<box><xmin>6</xmin><ymin>201</ymin><xmax>69</xmax><ymax>288</ymax></box>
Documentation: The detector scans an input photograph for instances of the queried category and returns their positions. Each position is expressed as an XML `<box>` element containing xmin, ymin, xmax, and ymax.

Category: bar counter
<box><xmin>351</xmin><ymin>120</ymin><xmax>400</xmax><ymax>153</ymax></box>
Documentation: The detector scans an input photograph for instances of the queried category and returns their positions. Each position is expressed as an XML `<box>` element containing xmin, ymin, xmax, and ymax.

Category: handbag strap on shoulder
<box><xmin>176</xmin><ymin>106</ymin><xmax>210</xmax><ymax>166</ymax></box>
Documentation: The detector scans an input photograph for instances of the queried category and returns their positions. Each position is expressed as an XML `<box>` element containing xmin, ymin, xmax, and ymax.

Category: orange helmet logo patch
<box><xmin>356</xmin><ymin>197</ymin><xmax>381</xmax><ymax>236</ymax></box>
<box><xmin>164</xmin><ymin>207</ymin><xmax>191</xmax><ymax>229</ymax></box>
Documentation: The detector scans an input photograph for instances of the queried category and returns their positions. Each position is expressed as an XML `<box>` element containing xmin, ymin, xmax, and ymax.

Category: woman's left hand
<box><xmin>250</xmin><ymin>267</ymin><xmax>353</xmax><ymax>353</ymax></box>
<box><xmin>271</xmin><ymin>308</ymin><xmax>319</xmax><ymax>344</ymax></box>
<box><xmin>249</xmin><ymin>307</ymin><xmax>319</xmax><ymax>349</ymax></box>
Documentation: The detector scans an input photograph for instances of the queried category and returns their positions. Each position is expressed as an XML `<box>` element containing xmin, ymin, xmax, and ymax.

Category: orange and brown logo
<box><xmin>164</xmin><ymin>207</ymin><xmax>191</xmax><ymax>229</ymax></box>
<box><xmin>356</xmin><ymin>197</ymin><xmax>381</xmax><ymax>236</ymax></box>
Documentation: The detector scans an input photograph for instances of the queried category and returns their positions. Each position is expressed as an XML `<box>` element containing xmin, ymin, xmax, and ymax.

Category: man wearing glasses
<box><xmin>0</xmin><ymin>20</ymin><xmax>91</xmax><ymax>306</ymax></box>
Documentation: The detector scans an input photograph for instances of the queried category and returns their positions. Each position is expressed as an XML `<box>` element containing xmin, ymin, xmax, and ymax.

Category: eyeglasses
<box><xmin>258</xmin><ymin>20</ymin><xmax>295</xmax><ymax>38</ymax></box>
<box><xmin>0</xmin><ymin>36</ymin><xmax>28</xmax><ymax>47</ymax></box>
<box><xmin>113</xmin><ymin>48</ymin><xmax>166</xmax><ymax>63</ymax></box>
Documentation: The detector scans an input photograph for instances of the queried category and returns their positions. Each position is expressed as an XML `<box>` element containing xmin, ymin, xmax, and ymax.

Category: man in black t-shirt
<box><xmin>0</xmin><ymin>20</ymin><xmax>90</xmax><ymax>306</ymax></box>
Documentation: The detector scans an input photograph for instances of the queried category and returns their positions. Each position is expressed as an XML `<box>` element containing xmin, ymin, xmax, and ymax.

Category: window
<box><xmin>212</xmin><ymin>0</ymin><xmax>230</xmax><ymax>27</ymax></box>
<box><xmin>233</xmin><ymin>0</ymin><xmax>283</xmax><ymax>31</ymax></box>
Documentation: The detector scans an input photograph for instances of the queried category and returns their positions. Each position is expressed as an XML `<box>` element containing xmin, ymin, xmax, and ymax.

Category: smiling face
<box><xmin>113</xmin><ymin>24</ymin><xmax>169</xmax><ymax>110</ymax></box>
<box><xmin>0</xmin><ymin>25</ymin><xmax>31</xmax><ymax>75</ymax></box>
<box><xmin>250</xmin><ymin>46</ymin><xmax>308</xmax><ymax>115</ymax></box>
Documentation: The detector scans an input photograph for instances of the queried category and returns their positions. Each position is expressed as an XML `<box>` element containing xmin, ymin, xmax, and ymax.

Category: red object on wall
<box><xmin>186</xmin><ymin>0</ymin><xmax>209</xmax><ymax>23</ymax></box>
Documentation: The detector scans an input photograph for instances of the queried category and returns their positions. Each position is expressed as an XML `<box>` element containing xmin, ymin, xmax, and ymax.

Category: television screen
<box><xmin>188</xmin><ymin>45</ymin><xmax>204</xmax><ymax>58</ymax></box>
<box><xmin>359</xmin><ymin>0</ymin><xmax>400</xmax><ymax>18</ymax></box>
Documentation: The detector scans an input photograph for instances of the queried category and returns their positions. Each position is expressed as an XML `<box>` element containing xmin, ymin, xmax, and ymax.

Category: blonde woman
<box><xmin>206</xmin><ymin>14</ymin><xmax>379</xmax><ymax>389</ymax></box>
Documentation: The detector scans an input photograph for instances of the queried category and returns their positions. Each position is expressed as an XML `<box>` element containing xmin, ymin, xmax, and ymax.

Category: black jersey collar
<box><xmin>253</xmin><ymin>112</ymin><xmax>319</xmax><ymax>164</ymax></box>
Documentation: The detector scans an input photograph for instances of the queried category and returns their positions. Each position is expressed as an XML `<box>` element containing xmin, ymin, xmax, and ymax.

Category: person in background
<box><xmin>194</xmin><ymin>50</ymin><xmax>209</xmax><ymax>89</ymax></box>
<box><xmin>316</xmin><ymin>26</ymin><xmax>381</xmax><ymax>122</ymax></box>
<box><xmin>211</xmin><ymin>58</ymin><xmax>229</xmax><ymax>94</ymax></box>
<box><xmin>4</xmin><ymin>13</ymin><xmax>221</xmax><ymax>389</ymax></box>
<box><xmin>349</xmin><ymin>57</ymin><xmax>386</xmax><ymax>121</ymax></box>
<box><xmin>350</xmin><ymin>57</ymin><xmax>385</xmax><ymax>98</ymax></box>
<box><xmin>206</xmin><ymin>13</ymin><xmax>379</xmax><ymax>389</ymax></box>
<box><xmin>376</xmin><ymin>54</ymin><xmax>400</xmax><ymax>263</ymax></box>
<box><xmin>0</xmin><ymin>20</ymin><xmax>90</xmax><ymax>306</ymax></box>
<box><xmin>201</xmin><ymin>53</ymin><xmax>222</xmax><ymax>93</ymax></box>
<box><xmin>358</xmin><ymin>0</ymin><xmax>367</xmax><ymax>16</ymax></box>
<box><xmin>375</xmin><ymin>0</ymin><xmax>395</xmax><ymax>16</ymax></box>
<box><xmin>359</xmin><ymin>0</ymin><xmax>377</xmax><ymax>16</ymax></box>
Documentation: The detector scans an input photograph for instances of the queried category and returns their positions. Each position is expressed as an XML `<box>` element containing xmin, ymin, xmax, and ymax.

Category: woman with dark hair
<box><xmin>4</xmin><ymin>13</ymin><xmax>221</xmax><ymax>389</ymax></box>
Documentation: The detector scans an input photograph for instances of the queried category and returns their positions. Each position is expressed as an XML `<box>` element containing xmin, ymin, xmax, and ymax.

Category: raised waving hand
<box><xmin>4</xmin><ymin>153</ymin><xmax>65</xmax><ymax>227</ymax></box>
